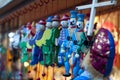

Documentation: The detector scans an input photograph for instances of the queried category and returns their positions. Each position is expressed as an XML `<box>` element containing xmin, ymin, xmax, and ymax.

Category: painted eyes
<box><xmin>70</xmin><ymin>20</ymin><xmax>75</xmax><ymax>25</ymax></box>
<box><xmin>78</xmin><ymin>24</ymin><xmax>81</xmax><ymax>27</ymax></box>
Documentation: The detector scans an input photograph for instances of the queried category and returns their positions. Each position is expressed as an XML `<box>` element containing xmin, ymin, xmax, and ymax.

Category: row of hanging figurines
<box><xmin>18</xmin><ymin>10</ymin><xmax>95</xmax><ymax>80</ymax></box>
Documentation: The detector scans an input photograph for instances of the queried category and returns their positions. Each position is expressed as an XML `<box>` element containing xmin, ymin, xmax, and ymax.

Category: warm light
<box><xmin>24</xmin><ymin>62</ymin><xmax>29</xmax><ymax>67</ymax></box>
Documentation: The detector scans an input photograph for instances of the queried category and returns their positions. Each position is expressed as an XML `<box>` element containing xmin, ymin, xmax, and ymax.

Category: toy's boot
<box><xmin>63</xmin><ymin>61</ymin><xmax>71</xmax><ymax>77</ymax></box>
<box><xmin>57</xmin><ymin>52</ymin><xmax>64</xmax><ymax>67</ymax></box>
<box><xmin>72</xmin><ymin>65</ymin><xmax>79</xmax><ymax>79</ymax></box>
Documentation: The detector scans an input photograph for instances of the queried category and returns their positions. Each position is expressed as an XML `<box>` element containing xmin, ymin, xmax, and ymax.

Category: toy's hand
<box><xmin>60</xmin><ymin>48</ymin><xmax>65</xmax><ymax>53</ymax></box>
<box><xmin>75</xmin><ymin>54</ymin><xmax>79</xmax><ymax>58</ymax></box>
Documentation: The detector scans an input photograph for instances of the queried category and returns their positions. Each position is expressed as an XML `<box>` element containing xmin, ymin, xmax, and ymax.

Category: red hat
<box><xmin>38</xmin><ymin>20</ymin><xmax>46</xmax><ymax>25</ymax></box>
<box><xmin>52</xmin><ymin>15</ymin><xmax>60</xmax><ymax>21</ymax></box>
<box><xmin>26</xmin><ymin>22</ymin><xmax>32</xmax><ymax>30</ymax></box>
<box><xmin>61</xmin><ymin>14</ymin><xmax>69</xmax><ymax>21</ymax></box>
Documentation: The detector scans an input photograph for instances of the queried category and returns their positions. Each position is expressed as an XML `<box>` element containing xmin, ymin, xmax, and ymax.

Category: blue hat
<box><xmin>77</xmin><ymin>14</ymin><xmax>84</xmax><ymax>21</ymax></box>
<box><xmin>46</xmin><ymin>16</ymin><xmax>53</xmax><ymax>22</ymax></box>
<box><xmin>70</xmin><ymin>10</ymin><xmax>77</xmax><ymax>18</ymax></box>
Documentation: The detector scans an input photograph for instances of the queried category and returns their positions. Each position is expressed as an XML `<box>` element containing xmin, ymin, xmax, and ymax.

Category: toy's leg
<box><xmin>20</xmin><ymin>48</ymin><xmax>28</xmax><ymax>63</ymax></box>
<box><xmin>57</xmin><ymin>52</ymin><xmax>64</xmax><ymax>67</ymax></box>
<box><xmin>38</xmin><ymin>48</ymin><xmax>43</xmax><ymax>61</ymax></box>
<box><xmin>30</xmin><ymin>46</ymin><xmax>39</xmax><ymax>65</ymax></box>
<box><xmin>72</xmin><ymin>60</ymin><xmax>80</xmax><ymax>78</ymax></box>
<box><xmin>45</xmin><ymin>54</ymin><xmax>52</xmax><ymax>66</ymax></box>
<box><xmin>54</xmin><ymin>46</ymin><xmax>59</xmax><ymax>64</ymax></box>
<box><xmin>63</xmin><ymin>52</ymin><xmax>71</xmax><ymax>77</ymax></box>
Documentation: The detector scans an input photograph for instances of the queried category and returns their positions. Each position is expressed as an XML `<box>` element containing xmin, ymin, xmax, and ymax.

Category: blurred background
<box><xmin>0</xmin><ymin>0</ymin><xmax>120</xmax><ymax>80</ymax></box>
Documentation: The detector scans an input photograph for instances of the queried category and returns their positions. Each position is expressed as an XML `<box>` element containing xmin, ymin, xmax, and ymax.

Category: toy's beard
<box><xmin>82</xmin><ymin>51</ymin><xmax>109</xmax><ymax>80</ymax></box>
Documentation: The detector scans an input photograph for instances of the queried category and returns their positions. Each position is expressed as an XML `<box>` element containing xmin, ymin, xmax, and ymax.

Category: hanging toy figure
<box><xmin>29</xmin><ymin>20</ymin><xmax>46</xmax><ymax>65</ymax></box>
<box><xmin>74</xmin><ymin>28</ymin><xmax>115</xmax><ymax>80</ymax></box>
<box><xmin>11</xmin><ymin>30</ymin><xmax>21</xmax><ymax>62</ymax></box>
<box><xmin>35</xmin><ymin>16</ymin><xmax>53</xmax><ymax>66</ymax></box>
<box><xmin>70</xmin><ymin>13</ymin><xmax>88</xmax><ymax>80</ymax></box>
<box><xmin>61</xmin><ymin>10</ymin><xmax>78</xmax><ymax>77</ymax></box>
<box><xmin>51</xmin><ymin>15</ymin><xmax>61</xmax><ymax>66</ymax></box>
<box><xmin>26</xmin><ymin>22</ymin><xmax>36</xmax><ymax>61</ymax></box>
<box><xmin>35</xmin><ymin>17</ymin><xmax>53</xmax><ymax>78</ymax></box>
<box><xmin>57</xmin><ymin>14</ymin><xmax>70</xmax><ymax>67</ymax></box>
<box><xmin>19</xmin><ymin>23</ymin><xmax>31</xmax><ymax>63</ymax></box>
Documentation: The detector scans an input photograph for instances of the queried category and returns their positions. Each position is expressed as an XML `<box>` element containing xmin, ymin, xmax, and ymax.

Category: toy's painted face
<box><xmin>36</xmin><ymin>23</ymin><xmax>45</xmax><ymax>32</ymax></box>
<box><xmin>52</xmin><ymin>21</ymin><xmax>60</xmax><ymax>28</ymax></box>
<box><xmin>12</xmin><ymin>32</ymin><xmax>20</xmax><ymax>48</ymax></box>
<box><xmin>69</xmin><ymin>18</ymin><xmax>77</xmax><ymax>27</ymax></box>
<box><xmin>46</xmin><ymin>22</ymin><xmax>52</xmax><ymax>29</ymax></box>
<box><xmin>26</xmin><ymin>28</ymin><xmax>31</xmax><ymax>35</ymax></box>
<box><xmin>61</xmin><ymin>20</ymin><xmax>68</xmax><ymax>28</ymax></box>
<box><xmin>77</xmin><ymin>21</ymin><xmax>83</xmax><ymax>30</ymax></box>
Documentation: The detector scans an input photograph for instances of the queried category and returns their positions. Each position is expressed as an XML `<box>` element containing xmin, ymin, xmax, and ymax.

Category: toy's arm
<box><xmin>29</xmin><ymin>34</ymin><xmax>37</xmax><ymax>46</ymax></box>
<box><xmin>78</xmin><ymin>32</ymin><xmax>86</xmax><ymax>46</ymax></box>
<box><xmin>52</xmin><ymin>27</ymin><xmax>61</xmax><ymax>45</ymax></box>
<box><xmin>60</xmin><ymin>42</ymin><xmax>66</xmax><ymax>53</ymax></box>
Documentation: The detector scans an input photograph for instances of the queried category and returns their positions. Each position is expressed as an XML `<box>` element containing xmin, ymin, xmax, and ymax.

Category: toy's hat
<box><xmin>38</xmin><ymin>20</ymin><xmax>46</xmax><ymax>25</ymax></box>
<box><xmin>70</xmin><ymin>10</ymin><xmax>77</xmax><ymax>18</ymax></box>
<box><xmin>61</xmin><ymin>14</ymin><xmax>69</xmax><ymax>21</ymax></box>
<box><xmin>77</xmin><ymin>14</ymin><xmax>84</xmax><ymax>21</ymax></box>
<box><xmin>46</xmin><ymin>16</ymin><xmax>53</xmax><ymax>22</ymax></box>
<box><xmin>52</xmin><ymin>15</ymin><xmax>60</xmax><ymax>21</ymax></box>
<box><xmin>90</xmin><ymin>28</ymin><xmax>115</xmax><ymax>77</ymax></box>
